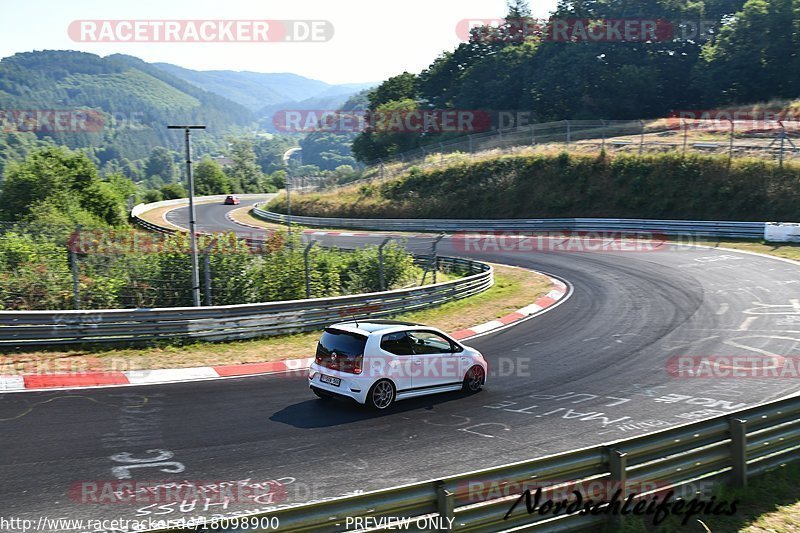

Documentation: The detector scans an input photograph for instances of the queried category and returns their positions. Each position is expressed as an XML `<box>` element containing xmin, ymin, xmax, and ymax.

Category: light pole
<box><xmin>286</xmin><ymin>175</ymin><xmax>292</xmax><ymax>242</ymax></box>
<box><xmin>282</xmin><ymin>147</ymin><xmax>302</xmax><ymax>242</ymax></box>
<box><xmin>168</xmin><ymin>125</ymin><xmax>206</xmax><ymax>307</ymax></box>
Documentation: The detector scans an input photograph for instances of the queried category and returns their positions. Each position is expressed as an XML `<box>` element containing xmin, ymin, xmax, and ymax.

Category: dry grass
<box><xmin>698</xmin><ymin>239</ymin><xmax>800</xmax><ymax>262</ymax></box>
<box><xmin>615</xmin><ymin>462</ymin><xmax>800</xmax><ymax>532</ymax></box>
<box><xmin>227</xmin><ymin>205</ymin><xmax>284</xmax><ymax>231</ymax></box>
<box><xmin>0</xmin><ymin>265</ymin><xmax>551</xmax><ymax>373</ymax></box>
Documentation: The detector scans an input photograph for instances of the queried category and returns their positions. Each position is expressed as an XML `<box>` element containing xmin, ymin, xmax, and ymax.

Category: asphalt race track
<box><xmin>1</xmin><ymin>199</ymin><xmax>799</xmax><ymax>529</ymax></box>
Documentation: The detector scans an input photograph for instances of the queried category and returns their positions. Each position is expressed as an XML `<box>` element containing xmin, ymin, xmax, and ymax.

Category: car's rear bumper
<box><xmin>309</xmin><ymin>385</ymin><xmax>362</xmax><ymax>404</ymax></box>
<box><xmin>308</xmin><ymin>365</ymin><xmax>369</xmax><ymax>404</ymax></box>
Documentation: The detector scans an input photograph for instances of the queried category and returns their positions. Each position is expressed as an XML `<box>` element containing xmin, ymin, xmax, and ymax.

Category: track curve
<box><xmin>2</xmin><ymin>200</ymin><xmax>799</xmax><ymax>527</ymax></box>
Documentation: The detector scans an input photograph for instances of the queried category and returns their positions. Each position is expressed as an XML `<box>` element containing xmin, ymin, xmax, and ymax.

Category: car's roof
<box><xmin>328</xmin><ymin>319</ymin><xmax>429</xmax><ymax>335</ymax></box>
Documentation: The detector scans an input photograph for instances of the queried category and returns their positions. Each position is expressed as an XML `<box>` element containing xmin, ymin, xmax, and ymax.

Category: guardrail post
<box><xmin>203</xmin><ymin>238</ymin><xmax>217</xmax><ymax>306</ymax></box>
<box><xmin>69</xmin><ymin>247</ymin><xmax>81</xmax><ymax>310</ymax></box>
<box><xmin>286</xmin><ymin>177</ymin><xmax>293</xmax><ymax>248</ymax></box>
<box><xmin>639</xmin><ymin>120</ymin><xmax>645</xmax><ymax>155</ymax></box>
<box><xmin>436</xmin><ymin>480</ymin><xmax>455</xmax><ymax>530</ymax></box>
<box><xmin>730</xmin><ymin>418</ymin><xmax>748</xmax><ymax>488</ymax></box>
<box><xmin>682</xmin><ymin>118</ymin><xmax>688</xmax><ymax>154</ymax></box>
<box><xmin>203</xmin><ymin>253</ymin><xmax>212</xmax><ymax>306</ymax></box>
<box><xmin>728</xmin><ymin>119</ymin><xmax>736</xmax><ymax>165</ymax></box>
<box><xmin>601</xmin><ymin>119</ymin><xmax>606</xmax><ymax>151</ymax></box>
<box><xmin>378</xmin><ymin>237</ymin><xmax>392</xmax><ymax>291</ymax></box>
<box><xmin>304</xmin><ymin>241</ymin><xmax>317</xmax><ymax>298</ymax></box>
<box><xmin>432</xmin><ymin>233</ymin><xmax>445</xmax><ymax>284</ymax></box>
<box><xmin>608</xmin><ymin>448</ymin><xmax>627</xmax><ymax>527</ymax></box>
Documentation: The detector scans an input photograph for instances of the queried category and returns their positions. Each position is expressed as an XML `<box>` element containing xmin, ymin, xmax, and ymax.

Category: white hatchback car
<box><xmin>308</xmin><ymin>320</ymin><xmax>487</xmax><ymax>409</ymax></box>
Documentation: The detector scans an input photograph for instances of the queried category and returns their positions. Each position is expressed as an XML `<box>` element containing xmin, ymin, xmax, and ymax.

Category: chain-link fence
<box><xmin>303</xmin><ymin>118</ymin><xmax>800</xmax><ymax>192</ymax></box>
<box><xmin>0</xmin><ymin>222</ymin><xmax>459</xmax><ymax>311</ymax></box>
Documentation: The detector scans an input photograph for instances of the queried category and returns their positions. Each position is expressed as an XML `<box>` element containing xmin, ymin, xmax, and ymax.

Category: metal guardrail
<box><xmin>253</xmin><ymin>206</ymin><xmax>767</xmax><ymax>239</ymax></box>
<box><xmin>146</xmin><ymin>393</ymin><xmax>800</xmax><ymax>532</ymax></box>
<box><xmin>0</xmin><ymin>198</ymin><xmax>493</xmax><ymax>346</ymax></box>
<box><xmin>0</xmin><ymin>256</ymin><xmax>491</xmax><ymax>347</ymax></box>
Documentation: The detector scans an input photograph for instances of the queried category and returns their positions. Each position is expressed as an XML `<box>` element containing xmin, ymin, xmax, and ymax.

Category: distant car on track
<box><xmin>308</xmin><ymin>320</ymin><xmax>487</xmax><ymax>409</ymax></box>
<box><xmin>224</xmin><ymin>195</ymin><xmax>240</xmax><ymax>205</ymax></box>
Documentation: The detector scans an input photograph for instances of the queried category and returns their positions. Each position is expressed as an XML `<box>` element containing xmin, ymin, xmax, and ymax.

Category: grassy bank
<box><xmin>0</xmin><ymin>264</ymin><xmax>551</xmax><ymax>372</ymax></box>
<box><xmin>267</xmin><ymin>151</ymin><xmax>800</xmax><ymax>222</ymax></box>
<box><xmin>612</xmin><ymin>462</ymin><xmax>800</xmax><ymax>532</ymax></box>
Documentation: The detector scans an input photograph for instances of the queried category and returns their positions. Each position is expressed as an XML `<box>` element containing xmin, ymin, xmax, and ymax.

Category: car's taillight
<box><xmin>353</xmin><ymin>358</ymin><xmax>362</xmax><ymax>374</ymax></box>
<box><xmin>315</xmin><ymin>353</ymin><xmax>323</xmax><ymax>364</ymax></box>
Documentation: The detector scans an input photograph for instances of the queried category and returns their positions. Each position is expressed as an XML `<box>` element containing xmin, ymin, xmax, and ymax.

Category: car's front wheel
<box><xmin>367</xmin><ymin>379</ymin><xmax>395</xmax><ymax>410</ymax></box>
<box><xmin>463</xmin><ymin>365</ymin><xmax>485</xmax><ymax>393</ymax></box>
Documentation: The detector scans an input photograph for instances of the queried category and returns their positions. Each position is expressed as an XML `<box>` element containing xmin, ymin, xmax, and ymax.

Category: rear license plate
<box><xmin>320</xmin><ymin>374</ymin><xmax>341</xmax><ymax>387</ymax></box>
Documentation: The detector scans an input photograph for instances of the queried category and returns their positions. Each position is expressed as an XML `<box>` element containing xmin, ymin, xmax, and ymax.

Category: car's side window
<box><xmin>407</xmin><ymin>331</ymin><xmax>453</xmax><ymax>355</ymax></box>
<box><xmin>380</xmin><ymin>332</ymin><xmax>414</xmax><ymax>356</ymax></box>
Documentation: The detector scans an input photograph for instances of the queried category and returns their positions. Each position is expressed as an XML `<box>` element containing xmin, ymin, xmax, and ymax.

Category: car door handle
<box><xmin>414</xmin><ymin>360</ymin><xmax>422</xmax><ymax>365</ymax></box>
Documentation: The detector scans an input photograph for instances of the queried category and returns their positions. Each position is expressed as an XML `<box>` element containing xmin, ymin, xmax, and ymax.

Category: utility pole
<box><xmin>168</xmin><ymin>125</ymin><xmax>206</xmax><ymax>307</ymax></box>
<box><xmin>286</xmin><ymin>175</ymin><xmax>292</xmax><ymax>242</ymax></box>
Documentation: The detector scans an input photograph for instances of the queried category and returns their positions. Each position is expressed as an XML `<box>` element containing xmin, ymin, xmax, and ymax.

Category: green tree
<box><xmin>365</xmin><ymin>72</ymin><xmax>419</xmax><ymax>112</ymax></box>
<box><xmin>194</xmin><ymin>156</ymin><xmax>231</xmax><ymax>196</ymax></box>
<box><xmin>227</xmin><ymin>139</ymin><xmax>264</xmax><ymax>193</ymax></box>
<box><xmin>270</xmin><ymin>169</ymin><xmax>288</xmax><ymax>189</ymax></box>
<box><xmin>144</xmin><ymin>147</ymin><xmax>178</xmax><ymax>184</ymax></box>
<box><xmin>253</xmin><ymin>135</ymin><xmax>297</xmax><ymax>174</ymax></box>
<box><xmin>142</xmin><ymin>189</ymin><xmax>164</xmax><ymax>203</ymax></box>
<box><xmin>0</xmin><ymin>146</ymin><xmax>125</xmax><ymax>225</ymax></box>
<box><xmin>160</xmin><ymin>183</ymin><xmax>187</xmax><ymax>199</ymax></box>
<box><xmin>694</xmin><ymin>0</ymin><xmax>800</xmax><ymax>105</ymax></box>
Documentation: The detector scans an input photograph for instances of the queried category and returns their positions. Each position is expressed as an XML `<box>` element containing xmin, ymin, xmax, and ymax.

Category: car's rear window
<box><xmin>315</xmin><ymin>328</ymin><xmax>367</xmax><ymax>373</ymax></box>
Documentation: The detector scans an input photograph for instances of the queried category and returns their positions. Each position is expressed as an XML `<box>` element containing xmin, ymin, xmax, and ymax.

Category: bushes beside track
<box><xmin>267</xmin><ymin>152</ymin><xmax>800</xmax><ymax>221</ymax></box>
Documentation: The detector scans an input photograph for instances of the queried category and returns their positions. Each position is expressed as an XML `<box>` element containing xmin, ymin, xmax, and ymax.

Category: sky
<box><xmin>0</xmin><ymin>0</ymin><xmax>558</xmax><ymax>84</ymax></box>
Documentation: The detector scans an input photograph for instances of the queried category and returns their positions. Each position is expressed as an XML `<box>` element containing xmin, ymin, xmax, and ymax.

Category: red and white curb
<box><xmin>0</xmin><ymin>279</ymin><xmax>570</xmax><ymax>394</ymax></box>
<box><xmin>225</xmin><ymin>209</ymin><xmax>270</xmax><ymax>231</ymax></box>
<box><xmin>0</xmin><ymin>359</ymin><xmax>316</xmax><ymax>393</ymax></box>
<box><xmin>451</xmin><ymin>277</ymin><xmax>568</xmax><ymax>340</ymax></box>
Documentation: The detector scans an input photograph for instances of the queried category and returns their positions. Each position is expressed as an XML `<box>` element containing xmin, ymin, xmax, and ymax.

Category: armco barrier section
<box><xmin>252</xmin><ymin>206</ymin><xmax>768</xmax><ymax>239</ymax></box>
<box><xmin>0</xmin><ymin>198</ymin><xmax>493</xmax><ymax>347</ymax></box>
<box><xmin>147</xmin><ymin>394</ymin><xmax>800</xmax><ymax>532</ymax></box>
<box><xmin>0</xmin><ymin>257</ymin><xmax>491</xmax><ymax>347</ymax></box>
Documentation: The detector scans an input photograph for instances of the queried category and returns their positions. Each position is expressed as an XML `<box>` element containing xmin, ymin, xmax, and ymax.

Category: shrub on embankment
<box><xmin>267</xmin><ymin>152</ymin><xmax>800</xmax><ymax>221</ymax></box>
<box><xmin>0</xmin><ymin>229</ymin><xmax>423</xmax><ymax>310</ymax></box>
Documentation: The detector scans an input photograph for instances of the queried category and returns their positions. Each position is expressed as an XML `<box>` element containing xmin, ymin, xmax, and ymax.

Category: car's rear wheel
<box><xmin>463</xmin><ymin>365</ymin><xmax>485</xmax><ymax>393</ymax></box>
<box><xmin>312</xmin><ymin>387</ymin><xmax>332</xmax><ymax>400</ymax></box>
<box><xmin>367</xmin><ymin>379</ymin><xmax>395</xmax><ymax>410</ymax></box>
